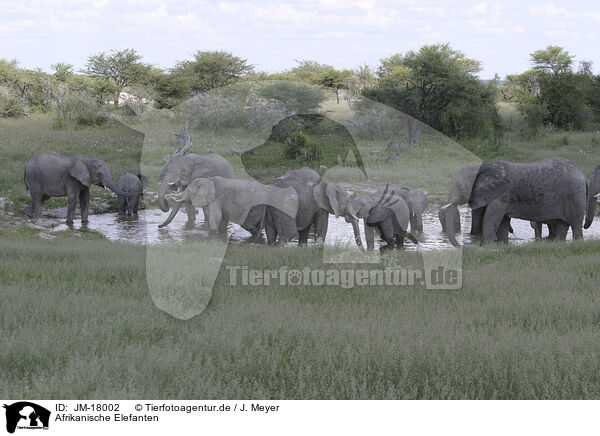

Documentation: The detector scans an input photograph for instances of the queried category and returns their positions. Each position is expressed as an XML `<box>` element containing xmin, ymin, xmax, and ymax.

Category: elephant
<box><xmin>438</xmin><ymin>203</ymin><xmax>461</xmax><ymax>234</ymax></box>
<box><xmin>440</xmin><ymin>158</ymin><xmax>588</xmax><ymax>245</ymax></box>
<box><xmin>365</xmin><ymin>187</ymin><xmax>419</xmax><ymax>250</ymax></box>
<box><xmin>117</xmin><ymin>173</ymin><xmax>148</xmax><ymax>216</ymax></box>
<box><xmin>158</xmin><ymin>176</ymin><xmax>297</xmax><ymax>239</ymax></box>
<box><xmin>23</xmin><ymin>151</ymin><xmax>136</xmax><ymax>224</ymax></box>
<box><xmin>374</xmin><ymin>184</ymin><xmax>429</xmax><ymax>232</ymax></box>
<box><xmin>264</xmin><ymin>167</ymin><xmax>359</xmax><ymax>246</ymax></box>
<box><xmin>158</xmin><ymin>153</ymin><xmax>233</xmax><ymax>226</ymax></box>
<box><xmin>584</xmin><ymin>164</ymin><xmax>600</xmax><ymax>229</ymax></box>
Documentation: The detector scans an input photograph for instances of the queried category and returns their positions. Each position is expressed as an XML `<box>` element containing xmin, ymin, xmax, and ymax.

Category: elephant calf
<box><xmin>365</xmin><ymin>188</ymin><xmax>418</xmax><ymax>250</ymax></box>
<box><xmin>117</xmin><ymin>173</ymin><xmax>148</xmax><ymax>216</ymax></box>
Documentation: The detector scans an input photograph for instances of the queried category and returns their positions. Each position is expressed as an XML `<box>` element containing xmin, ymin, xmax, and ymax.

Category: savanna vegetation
<box><xmin>1</xmin><ymin>44</ymin><xmax>600</xmax><ymax>399</ymax></box>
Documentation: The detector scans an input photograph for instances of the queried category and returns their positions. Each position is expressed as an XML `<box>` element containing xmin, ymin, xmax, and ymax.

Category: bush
<box><xmin>258</xmin><ymin>81</ymin><xmax>325</xmax><ymax>113</ymax></box>
<box><xmin>0</xmin><ymin>86</ymin><xmax>26</xmax><ymax>117</ymax></box>
<box><xmin>56</xmin><ymin>89</ymin><xmax>107</xmax><ymax>126</ymax></box>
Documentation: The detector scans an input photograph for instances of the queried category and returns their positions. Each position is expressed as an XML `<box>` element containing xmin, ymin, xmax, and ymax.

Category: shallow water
<box><xmin>54</xmin><ymin>206</ymin><xmax>600</xmax><ymax>250</ymax></box>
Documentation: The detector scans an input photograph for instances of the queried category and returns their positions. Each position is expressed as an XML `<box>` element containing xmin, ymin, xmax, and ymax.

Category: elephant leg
<box><xmin>132</xmin><ymin>197</ymin><xmax>139</xmax><ymax>215</ymax></box>
<box><xmin>532</xmin><ymin>221</ymin><xmax>543</xmax><ymax>239</ymax></box>
<box><xmin>470</xmin><ymin>207</ymin><xmax>484</xmax><ymax>236</ymax></box>
<box><xmin>117</xmin><ymin>197</ymin><xmax>126</xmax><ymax>216</ymax></box>
<box><xmin>206</xmin><ymin>205</ymin><xmax>221</xmax><ymax>234</ymax></box>
<box><xmin>409</xmin><ymin>213</ymin><xmax>423</xmax><ymax>233</ymax></box>
<box><xmin>496</xmin><ymin>216</ymin><xmax>511</xmax><ymax>244</ymax></box>
<box><xmin>571</xmin><ymin>222</ymin><xmax>583</xmax><ymax>240</ymax></box>
<box><xmin>266</xmin><ymin>224</ymin><xmax>278</xmax><ymax>245</ymax></box>
<box><xmin>79</xmin><ymin>188</ymin><xmax>89</xmax><ymax>223</ymax></box>
<box><xmin>395</xmin><ymin>232</ymin><xmax>405</xmax><ymax>249</ymax></box>
<box><xmin>298</xmin><ymin>227</ymin><xmax>311</xmax><ymax>245</ymax></box>
<box><xmin>364</xmin><ymin>219</ymin><xmax>375</xmax><ymax>251</ymax></box>
<box><xmin>29</xmin><ymin>192</ymin><xmax>44</xmax><ymax>218</ymax></box>
<box><xmin>66</xmin><ymin>192</ymin><xmax>79</xmax><ymax>224</ymax></box>
<box><xmin>481</xmin><ymin>200</ymin><xmax>506</xmax><ymax>244</ymax></box>
<box><xmin>218</xmin><ymin>217</ymin><xmax>228</xmax><ymax>234</ymax></box>
<box><xmin>314</xmin><ymin>210</ymin><xmax>329</xmax><ymax>242</ymax></box>
<box><xmin>186</xmin><ymin>202</ymin><xmax>196</xmax><ymax>223</ymax></box>
<box><xmin>552</xmin><ymin>221</ymin><xmax>569</xmax><ymax>240</ymax></box>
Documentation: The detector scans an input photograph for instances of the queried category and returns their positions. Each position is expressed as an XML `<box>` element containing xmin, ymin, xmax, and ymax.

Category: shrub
<box><xmin>56</xmin><ymin>89</ymin><xmax>107</xmax><ymax>126</ymax></box>
<box><xmin>0</xmin><ymin>86</ymin><xmax>26</xmax><ymax>117</ymax></box>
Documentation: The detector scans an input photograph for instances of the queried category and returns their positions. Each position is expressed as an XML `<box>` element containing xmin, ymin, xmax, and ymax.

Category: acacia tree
<box><xmin>83</xmin><ymin>49</ymin><xmax>151</xmax><ymax>104</ymax></box>
<box><xmin>319</xmin><ymin>69</ymin><xmax>351</xmax><ymax>103</ymax></box>
<box><xmin>365</xmin><ymin>44</ymin><xmax>496</xmax><ymax>141</ymax></box>
<box><xmin>173</xmin><ymin>50</ymin><xmax>253</xmax><ymax>94</ymax></box>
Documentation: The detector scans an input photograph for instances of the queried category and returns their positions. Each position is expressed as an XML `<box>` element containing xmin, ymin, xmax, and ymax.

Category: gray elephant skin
<box><xmin>24</xmin><ymin>151</ymin><xmax>136</xmax><ymax>224</ymax></box>
<box><xmin>117</xmin><ymin>173</ymin><xmax>148</xmax><ymax>216</ymax></box>
<box><xmin>158</xmin><ymin>153</ymin><xmax>233</xmax><ymax>225</ymax></box>
<box><xmin>159</xmin><ymin>176</ymin><xmax>295</xmax><ymax>239</ymax></box>
<box><xmin>366</xmin><ymin>192</ymin><xmax>418</xmax><ymax>250</ymax></box>
<box><xmin>374</xmin><ymin>185</ymin><xmax>429</xmax><ymax>232</ymax></box>
<box><xmin>585</xmin><ymin>164</ymin><xmax>600</xmax><ymax>229</ymax></box>
<box><xmin>440</xmin><ymin>158</ymin><xmax>588</xmax><ymax>245</ymax></box>
<box><xmin>264</xmin><ymin>167</ymin><xmax>359</xmax><ymax>245</ymax></box>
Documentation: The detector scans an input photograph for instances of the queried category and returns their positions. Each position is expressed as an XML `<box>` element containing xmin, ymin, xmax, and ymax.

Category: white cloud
<box><xmin>528</xmin><ymin>3</ymin><xmax>577</xmax><ymax>19</ymax></box>
<box><xmin>408</xmin><ymin>6</ymin><xmax>446</xmax><ymax>17</ymax></box>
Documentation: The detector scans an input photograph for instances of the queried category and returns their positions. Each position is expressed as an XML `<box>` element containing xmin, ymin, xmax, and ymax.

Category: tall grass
<box><xmin>1</xmin><ymin>229</ymin><xmax>599</xmax><ymax>399</ymax></box>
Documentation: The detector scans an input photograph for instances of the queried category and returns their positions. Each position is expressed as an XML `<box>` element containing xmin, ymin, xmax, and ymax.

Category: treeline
<box><xmin>2</xmin><ymin>44</ymin><xmax>600</xmax><ymax>142</ymax></box>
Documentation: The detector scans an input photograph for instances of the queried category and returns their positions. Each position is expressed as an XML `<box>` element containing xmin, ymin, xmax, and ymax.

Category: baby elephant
<box><xmin>366</xmin><ymin>187</ymin><xmax>418</xmax><ymax>251</ymax></box>
<box><xmin>117</xmin><ymin>173</ymin><xmax>148</xmax><ymax>216</ymax></box>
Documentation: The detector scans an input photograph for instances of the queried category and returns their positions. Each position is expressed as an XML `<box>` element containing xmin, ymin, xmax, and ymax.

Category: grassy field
<box><xmin>1</xmin><ymin>105</ymin><xmax>600</xmax><ymax>399</ymax></box>
<box><xmin>1</xmin><ymin>229</ymin><xmax>599</xmax><ymax>399</ymax></box>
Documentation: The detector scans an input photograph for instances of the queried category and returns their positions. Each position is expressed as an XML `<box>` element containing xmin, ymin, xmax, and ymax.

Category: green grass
<box><xmin>2</xmin><ymin>106</ymin><xmax>600</xmax><ymax>399</ymax></box>
<box><xmin>1</xmin><ymin>229</ymin><xmax>599</xmax><ymax>399</ymax></box>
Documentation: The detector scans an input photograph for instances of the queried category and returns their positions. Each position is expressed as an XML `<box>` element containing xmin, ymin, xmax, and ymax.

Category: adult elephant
<box><xmin>158</xmin><ymin>176</ymin><xmax>297</xmax><ymax>239</ymax></box>
<box><xmin>374</xmin><ymin>185</ymin><xmax>429</xmax><ymax>232</ymax></box>
<box><xmin>441</xmin><ymin>158</ymin><xmax>588</xmax><ymax>245</ymax></box>
<box><xmin>264</xmin><ymin>167</ymin><xmax>359</xmax><ymax>246</ymax></box>
<box><xmin>584</xmin><ymin>164</ymin><xmax>600</xmax><ymax>229</ymax></box>
<box><xmin>158</xmin><ymin>153</ymin><xmax>233</xmax><ymax>225</ymax></box>
<box><xmin>24</xmin><ymin>151</ymin><xmax>137</xmax><ymax>224</ymax></box>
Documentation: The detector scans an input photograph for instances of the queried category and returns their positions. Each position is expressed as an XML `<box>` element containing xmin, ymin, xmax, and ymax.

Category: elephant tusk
<box><xmin>349</xmin><ymin>212</ymin><xmax>359</xmax><ymax>221</ymax></box>
<box><xmin>440</xmin><ymin>203</ymin><xmax>453</xmax><ymax>209</ymax></box>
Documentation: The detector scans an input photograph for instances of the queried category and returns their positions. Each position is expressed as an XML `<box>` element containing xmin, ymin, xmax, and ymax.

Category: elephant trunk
<box><xmin>158</xmin><ymin>182</ymin><xmax>170</xmax><ymax>213</ymax></box>
<box><xmin>105</xmin><ymin>179</ymin><xmax>138</xmax><ymax>198</ymax></box>
<box><xmin>159</xmin><ymin>200</ymin><xmax>183</xmax><ymax>228</ymax></box>
<box><xmin>585</xmin><ymin>177</ymin><xmax>599</xmax><ymax>229</ymax></box>
<box><xmin>350</xmin><ymin>218</ymin><xmax>363</xmax><ymax>249</ymax></box>
<box><xmin>440</xmin><ymin>203</ymin><xmax>460</xmax><ymax>247</ymax></box>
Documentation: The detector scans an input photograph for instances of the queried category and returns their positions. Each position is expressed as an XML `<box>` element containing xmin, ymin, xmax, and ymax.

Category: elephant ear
<box><xmin>469</xmin><ymin>163</ymin><xmax>510</xmax><ymax>209</ymax></box>
<box><xmin>313</xmin><ymin>182</ymin><xmax>332</xmax><ymax>214</ymax></box>
<box><xmin>187</xmin><ymin>179</ymin><xmax>216</xmax><ymax>207</ymax></box>
<box><xmin>366</xmin><ymin>206</ymin><xmax>389</xmax><ymax>226</ymax></box>
<box><xmin>138</xmin><ymin>174</ymin><xmax>149</xmax><ymax>191</ymax></box>
<box><xmin>68</xmin><ymin>159</ymin><xmax>91</xmax><ymax>187</ymax></box>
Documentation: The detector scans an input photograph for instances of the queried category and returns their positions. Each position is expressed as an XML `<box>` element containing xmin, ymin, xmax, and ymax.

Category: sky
<box><xmin>1</xmin><ymin>0</ymin><xmax>599</xmax><ymax>79</ymax></box>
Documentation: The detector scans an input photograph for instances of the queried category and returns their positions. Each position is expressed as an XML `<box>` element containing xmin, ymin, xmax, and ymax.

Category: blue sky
<box><xmin>1</xmin><ymin>0</ymin><xmax>599</xmax><ymax>78</ymax></box>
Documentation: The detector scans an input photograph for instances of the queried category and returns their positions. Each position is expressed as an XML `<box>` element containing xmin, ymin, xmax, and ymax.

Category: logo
<box><xmin>3</xmin><ymin>402</ymin><xmax>50</xmax><ymax>434</ymax></box>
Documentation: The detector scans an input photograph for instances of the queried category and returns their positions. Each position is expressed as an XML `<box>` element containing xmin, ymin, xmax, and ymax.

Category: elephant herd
<box><xmin>23</xmin><ymin>150</ymin><xmax>600</xmax><ymax>250</ymax></box>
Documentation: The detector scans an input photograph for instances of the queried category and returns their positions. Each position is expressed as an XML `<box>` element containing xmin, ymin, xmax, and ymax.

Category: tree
<box><xmin>288</xmin><ymin>60</ymin><xmax>333</xmax><ymax>85</ymax></box>
<box><xmin>365</xmin><ymin>44</ymin><xmax>495</xmax><ymax>140</ymax></box>
<box><xmin>258</xmin><ymin>81</ymin><xmax>325</xmax><ymax>113</ymax></box>
<box><xmin>151</xmin><ymin>72</ymin><xmax>191</xmax><ymax>109</ymax></box>
<box><xmin>319</xmin><ymin>69</ymin><xmax>351</xmax><ymax>103</ymax></box>
<box><xmin>530</xmin><ymin>46</ymin><xmax>574</xmax><ymax>76</ymax></box>
<box><xmin>51</xmin><ymin>63</ymin><xmax>74</xmax><ymax>82</ymax></box>
<box><xmin>83</xmin><ymin>49</ymin><xmax>151</xmax><ymax>104</ymax></box>
<box><xmin>173</xmin><ymin>50</ymin><xmax>253</xmax><ymax>94</ymax></box>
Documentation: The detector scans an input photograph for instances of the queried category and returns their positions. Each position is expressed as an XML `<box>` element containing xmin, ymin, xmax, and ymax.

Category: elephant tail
<box><xmin>23</xmin><ymin>167</ymin><xmax>29</xmax><ymax>192</ymax></box>
<box><xmin>584</xmin><ymin>179</ymin><xmax>595</xmax><ymax>229</ymax></box>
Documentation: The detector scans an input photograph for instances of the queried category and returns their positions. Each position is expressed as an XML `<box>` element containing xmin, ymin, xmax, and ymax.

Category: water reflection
<box><xmin>52</xmin><ymin>205</ymin><xmax>600</xmax><ymax>250</ymax></box>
